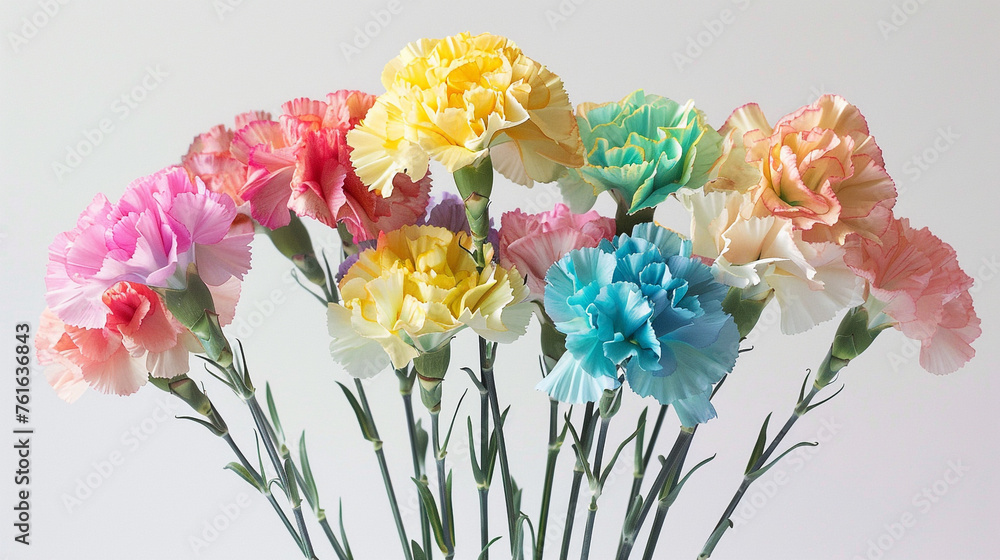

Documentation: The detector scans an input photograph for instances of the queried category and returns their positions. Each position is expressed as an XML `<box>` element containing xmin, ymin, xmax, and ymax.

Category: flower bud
<box><xmin>414</xmin><ymin>344</ymin><xmax>452</xmax><ymax>413</ymax></box>
<box><xmin>148</xmin><ymin>374</ymin><xmax>228</xmax><ymax>436</ymax></box>
<box><xmin>722</xmin><ymin>287</ymin><xmax>774</xmax><ymax>339</ymax></box>
<box><xmin>156</xmin><ymin>265</ymin><xmax>233</xmax><ymax>367</ymax></box>
<box><xmin>265</xmin><ymin>213</ymin><xmax>326</xmax><ymax>286</ymax></box>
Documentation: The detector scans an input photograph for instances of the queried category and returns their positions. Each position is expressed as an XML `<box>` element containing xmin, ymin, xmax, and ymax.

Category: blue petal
<box><xmin>633</xmin><ymin>223</ymin><xmax>691</xmax><ymax>259</ymax></box>
<box><xmin>537</xmin><ymin>353</ymin><xmax>620</xmax><ymax>405</ymax></box>
<box><xmin>672</xmin><ymin>389</ymin><xmax>718</xmax><ymax>427</ymax></box>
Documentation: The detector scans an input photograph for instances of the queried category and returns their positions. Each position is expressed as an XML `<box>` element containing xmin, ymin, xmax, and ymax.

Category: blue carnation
<box><xmin>538</xmin><ymin>223</ymin><xmax>740</xmax><ymax>426</ymax></box>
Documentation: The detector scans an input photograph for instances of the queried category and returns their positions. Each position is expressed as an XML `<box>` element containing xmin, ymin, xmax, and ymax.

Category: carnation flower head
<box><xmin>558</xmin><ymin>90</ymin><xmax>723</xmax><ymax>215</ymax></box>
<box><xmin>44</xmin><ymin>167</ymin><xmax>252</xmax><ymax>329</ymax></box>
<box><xmin>234</xmin><ymin>91</ymin><xmax>431</xmax><ymax>241</ymax></box>
<box><xmin>328</xmin><ymin>225</ymin><xmax>532</xmax><ymax>377</ymax></box>
<box><xmin>712</xmin><ymin>95</ymin><xmax>896</xmax><ymax>244</ymax></box>
<box><xmin>540</xmin><ymin>223</ymin><xmax>740</xmax><ymax>426</ymax></box>
<box><xmin>36</xmin><ymin>282</ymin><xmax>203</xmax><ymax>401</ymax></box>
<box><xmin>347</xmin><ymin>31</ymin><xmax>584</xmax><ymax>195</ymax></box>
<box><xmin>678</xmin><ymin>188</ymin><xmax>863</xmax><ymax>335</ymax></box>
<box><xmin>844</xmin><ymin>218</ymin><xmax>980</xmax><ymax>374</ymax></box>
<box><xmin>499</xmin><ymin>203</ymin><xmax>615</xmax><ymax>301</ymax></box>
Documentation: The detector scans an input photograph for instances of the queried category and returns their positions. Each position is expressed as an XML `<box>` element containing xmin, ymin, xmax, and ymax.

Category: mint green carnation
<box><xmin>559</xmin><ymin>90</ymin><xmax>723</xmax><ymax>215</ymax></box>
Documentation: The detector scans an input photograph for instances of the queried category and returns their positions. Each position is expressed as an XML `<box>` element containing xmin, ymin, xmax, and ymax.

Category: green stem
<box><xmin>318</xmin><ymin>518</ymin><xmax>351</xmax><ymax>560</ymax></box>
<box><xmin>354</xmin><ymin>379</ymin><xmax>413</xmax><ymax>560</ymax></box>
<box><xmin>481</xmin><ymin>339</ymin><xmax>517</xmax><ymax>549</ymax></box>
<box><xmin>698</xmin><ymin>384</ymin><xmax>821</xmax><ymax>559</ymax></box>
<box><xmin>559</xmin><ymin>402</ymin><xmax>596</xmax><ymax>560</ymax></box>
<box><xmin>247</xmin><ymin>395</ymin><xmax>317</xmax><ymax>559</ymax></box>
<box><xmin>479</xmin><ymin>340</ymin><xmax>492</xmax><ymax>559</ymax></box>
<box><xmin>402</xmin><ymin>389</ymin><xmax>433</xmax><ymax>558</ymax></box>
<box><xmin>640</xmin><ymin>432</ymin><xmax>693</xmax><ymax>560</ymax></box>
<box><xmin>616</xmin><ymin>427</ymin><xmax>695</xmax><ymax>560</ymax></box>
<box><xmin>579</xmin><ymin>417</ymin><xmax>611</xmax><ymax>560</ymax></box>
<box><xmin>613</xmin><ymin>199</ymin><xmax>655</xmax><ymax>236</ymax></box>
<box><xmin>432</xmin><ymin>411</ymin><xmax>455</xmax><ymax>558</ymax></box>
<box><xmin>534</xmin><ymin>399</ymin><xmax>561</xmax><ymax>560</ymax></box>
<box><xmin>223</xmin><ymin>433</ymin><xmax>305</xmax><ymax>555</ymax></box>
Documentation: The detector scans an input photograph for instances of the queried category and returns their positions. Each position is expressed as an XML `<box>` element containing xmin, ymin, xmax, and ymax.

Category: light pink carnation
<box><xmin>236</xmin><ymin>91</ymin><xmax>431</xmax><ymax>241</ymax></box>
<box><xmin>44</xmin><ymin>167</ymin><xmax>252</xmax><ymax>329</ymax></box>
<box><xmin>36</xmin><ymin>282</ymin><xmax>202</xmax><ymax>401</ymax></box>
<box><xmin>844</xmin><ymin>218</ymin><xmax>980</xmax><ymax>374</ymax></box>
<box><xmin>499</xmin><ymin>204</ymin><xmax>615</xmax><ymax>300</ymax></box>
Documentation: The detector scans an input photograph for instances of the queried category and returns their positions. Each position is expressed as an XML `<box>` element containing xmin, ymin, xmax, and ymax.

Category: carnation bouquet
<box><xmin>33</xmin><ymin>31</ymin><xmax>981</xmax><ymax>560</ymax></box>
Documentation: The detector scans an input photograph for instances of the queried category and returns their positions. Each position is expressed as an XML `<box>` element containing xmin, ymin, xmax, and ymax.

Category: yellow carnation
<box><xmin>328</xmin><ymin>225</ymin><xmax>532</xmax><ymax>374</ymax></box>
<box><xmin>347</xmin><ymin>32</ymin><xmax>584</xmax><ymax>196</ymax></box>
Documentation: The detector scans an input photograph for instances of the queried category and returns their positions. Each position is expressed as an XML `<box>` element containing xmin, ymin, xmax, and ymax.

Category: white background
<box><xmin>1</xmin><ymin>1</ymin><xmax>997</xmax><ymax>559</ymax></box>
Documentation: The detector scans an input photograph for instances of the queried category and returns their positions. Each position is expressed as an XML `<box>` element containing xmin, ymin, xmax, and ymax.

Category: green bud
<box><xmin>815</xmin><ymin>306</ymin><xmax>885</xmax><ymax>387</ymax></box>
<box><xmin>414</xmin><ymin>344</ymin><xmax>452</xmax><ymax>413</ymax></box>
<box><xmin>721</xmin><ymin>287</ymin><xmax>774</xmax><ymax>339</ymax></box>
<box><xmin>149</xmin><ymin>374</ymin><xmax>228</xmax><ymax>436</ymax></box>
<box><xmin>395</xmin><ymin>366</ymin><xmax>416</xmax><ymax>395</ymax></box>
<box><xmin>155</xmin><ymin>265</ymin><xmax>233</xmax><ymax>367</ymax></box>
<box><xmin>337</xmin><ymin>221</ymin><xmax>359</xmax><ymax>257</ymax></box>
<box><xmin>266</xmin><ymin>213</ymin><xmax>326</xmax><ymax>286</ymax></box>
<box><xmin>599</xmin><ymin>386</ymin><xmax>623</xmax><ymax>419</ymax></box>
<box><xmin>540</xmin><ymin>316</ymin><xmax>568</xmax><ymax>373</ymax></box>
<box><xmin>454</xmin><ymin>156</ymin><xmax>494</xmax><ymax>268</ymax></box>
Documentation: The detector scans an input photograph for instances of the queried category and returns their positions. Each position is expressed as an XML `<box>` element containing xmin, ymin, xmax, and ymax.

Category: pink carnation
<box><xmin>844</xmin><ymin>218</ymin><xmax>980</xmax><ymax>374</ymax></box>
<box><xmin>237</xmin><ymin>91</ymin><xmax>431</xmax><ymax>241</ymax></box>
<box><xmin>44</xmin><ymin>167</ymin><xmax>252</xmax><ymax>329</ymax></box>
<box><xmin>499</xmin><ymin>204</ymin><xmax>615</xmax><ymax>300</ymax></box>
<box><xmin>182</xmin><ymin>111</ymin><xmax>270</xmax><ymax>235</ymax></box>
<box><xmin>36</xmin><ymin>282</ymin><xmax>202</xmax><ymax>401</ymax></box>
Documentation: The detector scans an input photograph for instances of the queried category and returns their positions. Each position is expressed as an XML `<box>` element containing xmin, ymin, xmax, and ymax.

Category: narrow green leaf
<box><xmin>339</xmin><ymin>499</ymin><xmax>353</xmax><ymax>559</ymax></box>
<box><xmin>411</xmin><ymin>541</ymin><xmax>427</xmax><ymax>560</ymax></box>
<box><xmin>633</xmin><ymin>408</ymin><xmax>648</xmax><ymax>476</ymax></box>
<box><xmin>265</xmin><ymin>383</ymin><xmax>286</xmax><ymax>445</ymax></box>
<box><xmin>484</xmin><ymin>407</ymin><xmax>509</xmax><ymax>484</ymax></box>
<box><xmin>467</xmin><ymin>418</ymin><xmax>485</xmax><ymax>484</ymax></box>
<box><xmin>564</xmin><ymin>417</ymin><xmax>595</xmax><ymax>485</ymax></box>
<box><xmin>336</xmin><ymin>381</ymin><xmax>377</xmax><ymax>442</ymax></box>
<box><xmin>440</xmin><ymin>389</ymin><xmax>468</xmax><ymax>456</ymax></box>
<box><xmin>805</xmin><ymin>384</ymin><xmax>845</xmax><ymax>414</ymax></box>
<box><xmin>699</xmin><ymin>518</ymin><xmax>734</xmax><ymax>559</ymax></box>
<box><xmin>477</xmin><ymin>536</ymin><xmax>503</xmax><ymax>560</ymax></box>
<box><xmin>797</xmin><ymin>369</ymin><xmax>811</xmax><ymax>404</ymax></box>
<box><xmin>745</xmin><ymin>413</ymin><xmax>772</xmax><ymax>475</ymax></box>
<box><xmin>224</xmin><ymin>462</ymin><xmax>264</xmax><ymax>492</ymax></box>
<box><xmin>512</xmin><ymin>477</ymin><xmax>523</xmax><ymax>519</ymax></box>
<box><xmin>662</xmin><ymin>454</ymin><xmax>716</xmax><ymax>508</ymax></box>
<box><xmin>412</xmin><ymin>477</ymin><xmax>448</xmax><ymax>554</ymax></box>
<box><xmin>622</xmin><ymin>494</ymin><xmax>643</xmax><ymax>539</ymax></box>
<box><xmin>415</xmin><ymin>419</ymin><xmax>429</xmax><ymax>472</ymax></box>
<box><xmin>283</xmin><ymin>456</ymin><xmax>301</xmax><ymax>507</ymax></box>
<box><xmin>299</xmin><ymin>432</ymin><xmax>320</xmax><ymax>515</ymax></box>
<box><xmin>446</xmin><ymin>470</ymin><xmax>456</xmax><ymax>545</ymax></box>
<box><xmin>255</xmin><ymin>430</ymin><xmax>267</xmax><ymax>492</ymax></box>
<box><xmin>461</xmin><ymin>366</ymin><xmax>487</xmax><ymax>394</ymax></box>
<box><xmin>175</xmin><ymin>415</ymin><xmax>226</xmax><ymax>437</ymax></box>
<box><xmin>512</xmin><ymin>513</ymin><xmax>537</xmax><ymax>560</ymax></box>
<box><xmin>598</xmin><ymin>418</ymin><xmax>644</xmax><ymax>489</ymax></box>
<box><xmin>747</xmin><ymin>442</ymin><xmax>818</xmax><ymax>482</ymax></box>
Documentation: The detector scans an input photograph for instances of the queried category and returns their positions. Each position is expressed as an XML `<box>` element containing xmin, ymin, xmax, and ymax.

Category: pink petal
<box><xmin>195</xmin><ymin>231</ymin><xmax>253</xmax><ymax>286</ymax></box>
